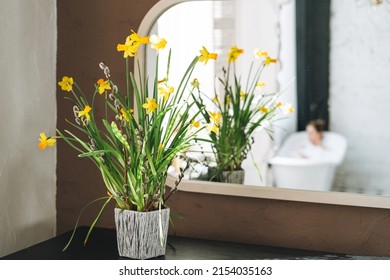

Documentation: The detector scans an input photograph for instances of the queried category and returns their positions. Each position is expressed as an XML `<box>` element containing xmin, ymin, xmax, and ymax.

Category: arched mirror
<box><xmin>137</xmin><ymin>0</ymin><xmax>390</xmax><ymax>208</ymax></box>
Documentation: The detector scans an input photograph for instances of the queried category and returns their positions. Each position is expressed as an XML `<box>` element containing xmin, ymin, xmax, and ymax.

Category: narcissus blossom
<box><xmin>142</xmin><ymin>98</ymin><xmax>158</xmax><ymax>114</ymax></box>
<box><xmin>117</xmin><ymin>30</ymin><xmax>149</xmax><ymax>58</ymax></box>
<box><xmin>58</xmin><ymin>76</ymin><xmax>74</xmax><ymax>92</ymax></box>
<box><xmin>97</xmin><ymin>79</ymin><xmax>111</xmax><ymax>94</ymax></box>
<box><xmin>78</xmin><ymin>105</ymin><xmax>92</xmax><ymax>121</ymax></box>
<box><xmin>38</xmin><ymin>132</ymin><xmax>56</xmax><ymax>150</ymax></box>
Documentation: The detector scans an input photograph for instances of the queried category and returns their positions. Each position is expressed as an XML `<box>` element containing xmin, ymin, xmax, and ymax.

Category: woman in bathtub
<box><xmin>284</xmin><ymin>119</ymin><xmax>329</xmax><ymax>160</ymax></box>
<box><xmin>298</xmin><ymin>119</ymin><xmax>326</xmax><ymax>158</ymax></box>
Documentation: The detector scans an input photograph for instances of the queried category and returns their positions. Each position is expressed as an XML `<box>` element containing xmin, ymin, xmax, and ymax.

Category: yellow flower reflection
<box><xmin>208</xmin><ymin>111</ymin><xmax>222</xmax><ymax>126</ymax></box>
<box><xmin>256</xmin><ymin>81</ymin><xmax>266</xmax><ymax>90</ymax></box>
<box><xmin>38</xmin><ymin>132</ymin><xmax>56</xmax><ymax>150</ymax></box>
<box><xmin>58</xmin><ymin>76</ymin><xmax>74</xmax><ymax>92</ymax></box>
<box><xmin>254</xmin><ymin>49</ymin><xmax>269</xmax><ymax>59</ymax></box>
<box><xmin>78</xmin><ymin>105</ymin><xmax>92</xmax><ymax>121</ymax></box>
<box><xmin>191</xmin><ymin>78</ymin><xmax>200</xmax><ymax>89</ymax></box>
<box><xmin>97</xmin><ymin>79</ymin><xmax>111</xmax><ymax>94</ymax></box>
<box><xmin>282</xmin><ymin>103</ymin><xmax>294</xmax><ymax>114</ymax></box>
<box><xmin>191</xmin><ymin>120</ymin><xmax>200</xmax><ymax>128</ymax></box>
<box><xmin>142</xmin><ymin>98</ymin><xmax>158</xmax><ymax>114</ymax></box>
<box><xmin>150</xmin><ymin>35</ymin><xmax>167</xmax><ymax>50</ymax></box>
<box><xmin>158</xmin><ymin>83</ymin><xmax>174</xmax><ymax>101</ymax></box>
<box><xmin>228</xmin><ymin>45</ymin><xmax>244</xmax><ymax>62</ymax></box>
<box><xmin>264</xmin><ymin>56</ymin><xmax>277</xmax><ymax>66</ymax></box>
<box><xmin>198</xmin><ymin>46</ymin><xmax>218</xmax><ymax>65</ymax></box>
<box><xmin>240</xmin><ymin>91</ymin><xmax>248</xmax><ymax>100</ymax></box>
<box><xmin>207</xmin><ymin>123</ymin><xmax>219</xmax><ymax>134</ymax></box>
<box><xmin>260</xmin><ymin>106</ymin><xmax>269</xmax><ymax>114</ymax></box>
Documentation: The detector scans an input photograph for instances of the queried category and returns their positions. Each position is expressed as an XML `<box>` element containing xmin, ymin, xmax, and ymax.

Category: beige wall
<box><xmin>0</xmin><ymin>0</ymin><xmax>57</xmax><ymax>257</ymax></box>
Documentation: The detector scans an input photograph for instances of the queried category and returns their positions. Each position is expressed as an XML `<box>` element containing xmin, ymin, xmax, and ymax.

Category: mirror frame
<box><xmin>137</xmin><ymin>0</ymin><xmax>390</xmax><ymax>209</ymax></box>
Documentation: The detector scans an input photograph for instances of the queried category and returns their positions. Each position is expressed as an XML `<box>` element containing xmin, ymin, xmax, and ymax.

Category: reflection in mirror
<box><xmin>144</xmin><ymin>0</ymin><xmax>390</xmax><ymax>197</ymax></box>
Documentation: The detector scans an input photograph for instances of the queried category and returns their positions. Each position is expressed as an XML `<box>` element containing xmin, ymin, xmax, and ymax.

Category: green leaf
<box><xmin>63</xmin><ymin>196</ymin><xmax>110</xmax><ymax>251</ymax></box>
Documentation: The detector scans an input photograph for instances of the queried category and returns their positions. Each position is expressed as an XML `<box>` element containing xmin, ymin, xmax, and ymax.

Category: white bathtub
<box><xmin>268</xmin><ymin>131</ymin><xmax>347</xmax><ymax>191</ymax></box>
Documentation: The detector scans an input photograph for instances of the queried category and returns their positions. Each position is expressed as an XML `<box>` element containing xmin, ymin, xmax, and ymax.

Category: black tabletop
<box><xmin>1</xmin><ymin>227</ymin><xmax>386</xmax><ymax>260</ymax></box>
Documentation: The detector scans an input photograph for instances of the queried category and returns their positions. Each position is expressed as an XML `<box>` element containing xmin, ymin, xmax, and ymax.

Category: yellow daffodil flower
<box><xmin>228</xmin><ymin>45</ymin><xmax>244</xmax><ymax>62</ymax></box>
<box><xmin>128</xmin><ymin>30</ymin><xmax>149</xmax><ymax>45</ymax></box>
<box><xmin>254</xmin><ymin>49</ymin><xmax>268</xmax><ymax>59</ymax></box>
<box><xmin>142</xmin><ymin>98</ymin><xmax>158</xmax><ymax>114</ymax></box>
<box><xmin>150</xmin><ymin>35</ymin><xmax>167</xmax><ymax>50</ymax></box>
<box><xmin>283</xmin><ymin>103</ymin><xmax>294</xmax><ymax>114</ymax></box>
<box><xmin>117</xmin><ymin>30</ymin><xmax>149</xmax><ymax>58</ymax></box>
<box><xmin>120</xmin><ymin>108</ymin><xmax>134</xmax><ymax>122</ymax></box>
<box><xmin>264</xmin><ymin>56</ymin><xmax>278</xmax><ymax>66</ymax></box>
<box><xmin>191</xmin><ymin>78</ymin><xmax>200</xmax><ymax>89</ymax></box>
<box><xmin>117</xmin><ymin>36</ymin><xmax>138</xmax><ymax>58</ymax></box>
<box><xmin>209</xmin><ymin>111</ymin><xmax>222</xmax><ymax>126</ymax></box>
<box><xmin>78</xmin><ymin>105</ymin><xmax>92</xmax><ymax>121</ymax></box>
<box><xmin>276</xmin><ymin>102</ymin><xmax>282</xmax><ymax>107</ymax></box>
<box><xmin>58</xmin><ymin>76</ymin><xmax>74</xmax><ymax>92</ymax></box>
<box><xmin>38</xmin><ymin>132</ymin><xmax>56</xmax><ymax>150</ymax></box>
<box><xmin>260</xmin><ymin>106</ymin><xmax>270</xmax><ymax>114</ymax></box>
<box><xmin>198</xmin><ymin>46</ymin><xmax>218</xmax><ymax>65</ymax></box>
<box><xmin>97</xmin><ymin>79</ymin><xmax>111</xmax><ymax>94</ymax></box>
<box><xmin>158</xmin><ymin>83</ymin><xmax>174</xmax><ymax>101</ymax></box>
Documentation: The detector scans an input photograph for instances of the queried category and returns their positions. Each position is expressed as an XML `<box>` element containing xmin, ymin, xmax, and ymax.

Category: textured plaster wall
<box><xmin>0</xmin><ymin>0</ymin><xmax>57</xmax><ymax>257</ymax></box>
<box><xmin>330</xmin><ymin>1</ymin><xmax>390</xmax><ymax>195</ymax></box>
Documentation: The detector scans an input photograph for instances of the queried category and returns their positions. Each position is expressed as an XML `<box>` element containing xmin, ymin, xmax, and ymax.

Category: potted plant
<box><xmin>39</xmin><ymin>30</ymin><xmax>213</xmax><ymax>259</ymax></box>
<box><xmin>192</xmin><ymin>45</ymin><xmax>294</xmax><ymax>184</ymax></box>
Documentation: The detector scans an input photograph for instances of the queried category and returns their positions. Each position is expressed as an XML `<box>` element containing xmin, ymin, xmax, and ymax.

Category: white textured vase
<box><xmin>114</xmin><ymin>208</ymin><xmax>170</xmax><ymax>259</ymax></box>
